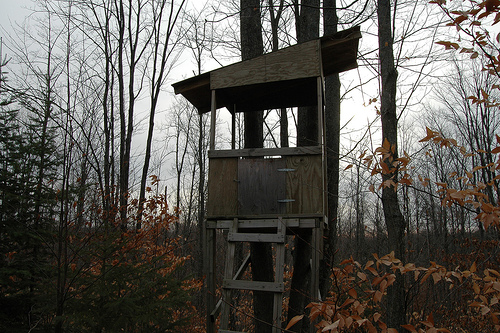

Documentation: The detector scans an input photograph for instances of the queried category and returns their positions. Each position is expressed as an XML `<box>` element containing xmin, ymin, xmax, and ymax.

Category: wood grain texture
<box><xmin>286</xmin><ymin>155</ymin><xmax>323</xmax><ymax>215</ymax></box>
<box><xmin>206</xmin><ymin>228</ymin><xmax>216</xmax><ymax>332</ymax></box>
<box><xmin>220</xmin><ymin>219</ymin><xmax>238</xmax><ymax>330</ymax></box>
<box><xmin>206</xmin><ymin>158</ymin><xmax>238</xmax><ymax>217</ymax></box>
<box><xmin>238</xmin><ymin>158</ymin><xmax>286</xmax><ymax>215</ymax></box>
<box><xmin>211</xmin><ymin>40</ymin><xmax>320</xmax><ymax>89</ymax></box>
<box><xmin>273</xmin><ymin>219</ymin><xmax>286</xmax><ymax>332</ymax></box>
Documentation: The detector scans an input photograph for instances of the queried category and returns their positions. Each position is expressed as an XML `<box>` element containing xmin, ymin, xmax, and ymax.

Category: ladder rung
<box><xmin>223</xmin><ymin>279</ymin><xmax>284</xmax><ymax>292</ymax></box>
<box><xmin>228</xmin><ymin>232</ymin><xmax>285</xmax><ymax>243</ymax></box>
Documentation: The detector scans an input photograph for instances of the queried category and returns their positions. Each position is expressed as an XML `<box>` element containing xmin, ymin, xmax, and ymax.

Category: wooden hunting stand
<box><xmin>173</xmin><ymin>26</ymin><xmax>360</xmax><ymax>333</ymax></box>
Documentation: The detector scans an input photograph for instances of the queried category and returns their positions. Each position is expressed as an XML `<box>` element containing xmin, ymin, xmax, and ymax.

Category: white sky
<box><xmin>0</xmin><ymin>0</ymin><xmax>32</xmax><ymax>29</ymax></box>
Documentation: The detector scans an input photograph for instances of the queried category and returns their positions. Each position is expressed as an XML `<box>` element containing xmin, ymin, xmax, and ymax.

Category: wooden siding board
<box><xmin>207</xmin><ymin>158</ymin><xmax>238</xmax><ymax>217</ymax></box>
<box><xmin>211</xmin><ymin>40</ymin><xmax>320</xmax><ymax>90</ymax></box>
<box><xmin>286</xmin><ymin>155</ymin><xmax>323</xmax><ymax>215</ymax></box>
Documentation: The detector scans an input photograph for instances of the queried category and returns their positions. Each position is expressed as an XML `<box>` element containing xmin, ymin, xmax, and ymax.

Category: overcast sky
<box><xmin>0</xmin><ymin>0</ymin><xmax>32</xmax><ymax>32</ymax></box>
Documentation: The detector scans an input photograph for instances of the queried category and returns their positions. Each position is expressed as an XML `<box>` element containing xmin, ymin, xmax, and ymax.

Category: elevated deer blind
<box><xmin>173</xmin><ymin>26</ymin><xmax>361</xmax><ymax>333</ymax></box>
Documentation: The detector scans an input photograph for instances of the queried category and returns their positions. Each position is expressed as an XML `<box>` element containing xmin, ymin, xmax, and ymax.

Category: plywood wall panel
<box><xmin>285</xmin><ymin>155</ymin><xmax>323</xmax><ymax>215</ymax></box>
<box><xmin>238</xmin><ymin>159</ymin><xmax>286</xmax><ymax>216</ymax></box>
<box><xmin>211</xmin><ymin>40</ymin><xmax>321</xmax><ymax>90</ymax></box>
<box><xmin>207</xmin><ymin>158</ymin><xmax>238</xmax><ymax>217</ymax></box>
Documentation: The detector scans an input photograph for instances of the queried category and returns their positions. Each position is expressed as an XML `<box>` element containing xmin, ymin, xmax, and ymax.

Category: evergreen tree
<box><xmin>0</xmin><ymin>41</ymin><xmax>40</xmax><ymax>332</ymax></box>
<box><xmin>0</xmin><ymin>37</ymin><xmax>60</xmax><ymax>331</ymax></box>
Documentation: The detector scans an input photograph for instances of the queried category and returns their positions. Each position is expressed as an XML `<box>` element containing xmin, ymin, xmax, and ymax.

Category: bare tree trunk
<box><xmin>240</xmin><ymin>0</ymin><xmax>274</xmax><ymax>331</ymax></box>
<box><xmin>319</xmin><ymin>0</ymin><xmax>341</xmax><ymax>299</ymax></box>
<box><xmin>116</xmin><ymin>0</ymin><xmax>128</xmax><ymax>230</ymax></box>
<box><xmin>377</xmin><ymin>0</ymin><xmax>407</xmax><ymax>329</ymax></box>
<box><xmin>288</xmin><ymin>1</ymin><xmax>319</xmax><ymax>332</ymax></box>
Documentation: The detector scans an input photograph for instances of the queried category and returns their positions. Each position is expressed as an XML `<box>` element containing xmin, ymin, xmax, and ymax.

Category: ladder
<box><xmin>218</xmin><ymin>217</ymin><xmax>287</xmax><ymax>333</ymax></box>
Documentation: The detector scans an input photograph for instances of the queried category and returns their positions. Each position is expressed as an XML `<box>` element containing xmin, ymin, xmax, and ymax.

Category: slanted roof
<box><xmin>172</xmin><ymin>26</ymin><xmax>361</xmax><ymax>113</ymax></box>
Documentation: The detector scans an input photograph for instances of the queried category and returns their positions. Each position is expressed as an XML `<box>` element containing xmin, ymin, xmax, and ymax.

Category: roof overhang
<box><xmin>172</xmin><ymin>26</ymin><xmax>361</xmax><ymax>113</ymax></box>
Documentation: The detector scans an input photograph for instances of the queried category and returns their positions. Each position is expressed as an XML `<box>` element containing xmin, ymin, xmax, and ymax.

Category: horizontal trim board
<box><xmin>212</xmin><ymin>218</ymin><xmax>300</xmax><ymax>229</ymax></box>
<box><xmin>223</xmin><ymin>279</ymin><xmax>284</xmax><ymax>292</ymax></box>
<box><xmin>208</xmin><ymin>146</ymin><xmax>322</xmax><ymax>158</ymax></box>
<box><xmin>228</xmin><ymin>232</ymin><xmax>285</xmax><ymax>243</ymax></box>
<box><xmin>207</xmin><ymin>218</ymin><xmax>319</xmax><ymax>229</ymax></box>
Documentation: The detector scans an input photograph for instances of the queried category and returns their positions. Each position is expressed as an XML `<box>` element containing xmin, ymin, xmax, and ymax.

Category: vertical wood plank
<box><xmin>220</xmin><ymin>219</ymin><xmax>238</xmax><ymax>330</ymax></box>
<box><xmin>318</xmin><ymin>76</ymin><xmax>328</xmax><ymax>225</ymax></box>
<box><xmin>231</xmin><ymin>109</ymin><xmax>236</xmax><ymax>150</ymax></box>
<box><xmin>273</xmin><ymin>217</ymin><xmax>286</xmax><ymax>333</ymax></box>
<box><xmin>210</xmin><ymin>90</ymin><xmax>216</xmax><ymax>150</ymax></box>
<box><xmin>206</xmin><ymin>228</ymin><xmax>216</xmax><ymax>333</ymax></box>
<box><xmin>238</xmin><ymin>158</ymin><xmax>286</xmax><ymax>215</ymax></box>
<box><xmin>286</xmin><ymin>156</ymin><xmax>323</xmax><ymax>215</ymax></box>
<box><xmin>311</xmin><ymin>225</ymin><xmax>320</xmax><ymax>302</ymax></box>
<box><xmin>207</xmin><ymin>158</ymin><xmax>238</xmax><ymax>217</ymax></box>
<box><xmin>317</xmin><ymin>76</ymin><xmax>323</xmax><ymax>147</ymax></box>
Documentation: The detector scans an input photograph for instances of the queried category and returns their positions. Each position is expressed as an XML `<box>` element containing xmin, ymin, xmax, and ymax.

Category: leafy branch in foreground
<box><xmin>431</xmin><ymin>0</ymin><xmax>500</xmax><ymax>75</ymax></box>
<box><xmin>287</xmin><ymin>251</ymin><xmax>500</xmax><ymax>332</ymax></box>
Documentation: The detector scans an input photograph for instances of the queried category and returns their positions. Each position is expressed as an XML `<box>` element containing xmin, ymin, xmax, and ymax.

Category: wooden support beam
<box><xmin>209</xmin><ymin>298</ymin><xmax>222</xmax><ymax>323</ymax></box>
<box><xmin>234</xmin><ymin>253</ymin><xmax>251</xmax><ymax>280</ymax></box>
<box><xmin>224</xmin><ymin>218</ymin><xmax>299</xmax><ymax>228</ymax></box>
<box><xmin>228</xmin><ymin>232</ymin><xmax>285</xmax><ymax>243</ymax></box>
<box><xmin>220</xmin><ymin>219</ymin><xmax>238</xmax><ymax>330</ymax></box>
<box><xmin>222</xmin><ymin>280</ymin><xmax>285</xmax><ymax>292</ymax></box>
<box><xmin>208</xmin><ymin>146</ymin><xmax>322</xmax><ymax>159</ymax></box>
<box><xmin>210</xmin><ymin>90</ymin><xmax>216</xmax><ymax>150</ymax></box>
<box><xmin>317</xmin><ymin>76</ymin><xmax>323</xmax><ymax>146</ymax></box>
<box><xmin>231</xmin><ymin>107</ymin><xmax>236</xmax><ymax>150</ymax></box>
<box><xmin>319</xmin><ymin>75</ymin><xmax>328</xmax><ymax>228</ymax></box>
<box><xmin>311</xmin><ymin>227</ymin><xmax>321</xmax><ymax>301</ymax></box>
<box><xmin>207</xmin><ymin>218</ymin><xmax>317</xmax><ymax>229</ymax></box>
<box><xmin>209</xmin><ymin>253</ymin><xmax>251</xmax><ymax>323</ymax></box>
<box><xmin>206</xmin><ymin>228</ymin><xmax>216</xmax><ymax>333</ymax></box>
<box><xmin>273</xmin><ymin>218</ymin><xmax>286</xmax><ymax>333</ymax></box>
